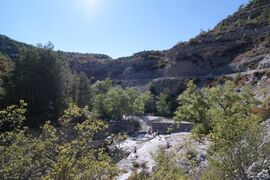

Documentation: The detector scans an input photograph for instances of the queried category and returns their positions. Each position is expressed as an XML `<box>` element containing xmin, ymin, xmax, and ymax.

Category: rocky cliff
<box><xmin>0</xmin><ymin>0</ymin><xmax>270</xmax><ymax>94</ymax></box>
<box><xmin>70</xmin><ymin>0</ymin><xmax>270</xmax><ymax>93</ymax></box>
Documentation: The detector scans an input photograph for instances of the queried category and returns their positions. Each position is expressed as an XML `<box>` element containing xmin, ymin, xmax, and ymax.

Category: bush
<box><xmin>152</xmin><ymin>150</ymin><xmax>187</xmax><ymax>180</ymax></box>
<box><xmin>191</xmin><ymin>123</ymin><xmax>207</xmax><ymax>139</ymax></box>
<box><xmin>128</xmin><ymin>170</ymin><xmax>150</xmax><ymax>180</ymax></box>
<box><xmin>0</xmin><ymin>102</ymin><xmax>118</xmax><ymax>179</ymax></box>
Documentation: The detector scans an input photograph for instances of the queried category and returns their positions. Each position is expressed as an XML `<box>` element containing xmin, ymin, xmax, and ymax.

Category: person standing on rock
<box><xmin>148</xmin><ymin>127</ymin><xmax>153</xmax><ymax>135</ymax></box>
<box><xmin>166</xmin><ymin>141</ymin><xmax>170</xmax><ymax>149</ymax></box>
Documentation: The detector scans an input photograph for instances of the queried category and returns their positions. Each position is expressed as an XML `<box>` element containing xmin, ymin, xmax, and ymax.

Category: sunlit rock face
<box><xmin>0</xmin><ymin>0</ymin><xmax>270</xmax><ymax>93</ymax></box>
<box><xmin>68</xmin><ymin>0</ymin><xmax>270</xmax><ymax>92</ymax></box>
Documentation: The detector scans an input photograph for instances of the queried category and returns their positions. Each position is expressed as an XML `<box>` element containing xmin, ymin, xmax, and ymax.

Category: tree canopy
<box><xmin>92</xmin><ymin>82</ymin><xmax>151</xmax><ymax>120</ymax></box>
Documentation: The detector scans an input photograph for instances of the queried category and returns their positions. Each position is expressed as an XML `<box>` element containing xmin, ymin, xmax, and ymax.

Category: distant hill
<box><xmin>0</xmin><ymin>35</ymin><xmax>112</xmax><ymax>62</ymax></box>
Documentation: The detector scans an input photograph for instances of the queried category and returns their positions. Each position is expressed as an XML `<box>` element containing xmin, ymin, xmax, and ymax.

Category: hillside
<box><xmin>70</xmin><ymin>0</ymin><xmax>270</xmax><ymax>92</ymax></box>
<box><xmin>0</xmin><ymin>0</ymin><xmax>270</xmax><ymax>94</ymax></box>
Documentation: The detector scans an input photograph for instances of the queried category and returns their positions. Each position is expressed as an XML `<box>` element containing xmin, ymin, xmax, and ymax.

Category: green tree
<box><xmin>92</xmin><ymin>83</ymin><xmax>151</xmax><ymax>120</ymax></box>
<box><xmin>206</xmin><ymin>81</ymin><xmax>260</xmax><ymax>145</ymax></box>
<box><xmin>174</xmin><ymin>81</ymin><xmax>211</xmax><ymax>135</ymax></box>
<box><xmin>70</xmin><ymin>72</ymin><xmax>93</xmax><ymax>109</ymax></box>
<box><xmin>4</xmin><ymin>43</ymin><xmax>94</xmax><ymax>126</ymax></box>
<box><xmin>0</xmin><ymin>52</ymin><xmax>13</xmax><ymax>102</ymax></box>
<box><xmin>156</xmin><ymin>93</ymin><xmax>171</xmax><ymax>117</ymax></box>
<box><xmin>175</xmin><ymin>80</ymin><xmax>269</xmax><ymax>179</ymax></box>
<box><xmin>202</xmin><ymin>82</ymin><xmax>264</xmax><ymax>179</ymax></box>
<box><xmin>132</xmin><ymin>91</ymin><xmax>152</xmax><ymax>116</ymax></box>
<box><xmin>156</xmin><ymin>90</ymin><xmax>178</xmax><ymax>117</ymax></box>
<box><xmin>103</xmin><ymin>87</ymin><xmax>128</xmax><ymax>120</ymax></box>
<box><xmin>93</xmin><ymin>79</ymin><xmax>113</xmax><ymax>95</ymax></box>
<box><xmin>6</xmin><ymin>44</ymin><xmax>67</xmax><ymax>125</ymax></box>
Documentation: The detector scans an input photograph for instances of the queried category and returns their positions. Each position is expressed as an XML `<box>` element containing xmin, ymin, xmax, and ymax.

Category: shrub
<box><xmin>0</xmin><ymin>102</ymin><xmax>118</xmax><ymax>179</ymax></box>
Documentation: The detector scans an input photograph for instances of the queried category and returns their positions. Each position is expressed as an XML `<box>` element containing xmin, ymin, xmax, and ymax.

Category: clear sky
<box><xmin>1</xmin><ymin>0</ymin><xmax>249</xmax><ymax>58</ymax></box>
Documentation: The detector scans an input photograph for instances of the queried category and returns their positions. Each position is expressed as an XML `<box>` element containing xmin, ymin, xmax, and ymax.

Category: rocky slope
<box><xmin>71</xmin><ymin>0</ymin><xmax>270</xmax><ymax>93</ymax></box>
<box><xmin>0</xmin><ymin>0</ymin><xmax>270</xmax><ymax>94</ymax></box>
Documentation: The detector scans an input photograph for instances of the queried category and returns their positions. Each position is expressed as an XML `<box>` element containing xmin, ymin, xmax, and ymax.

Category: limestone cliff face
<box><xmin>70</xmin><ymin>0</ymin><xmax>270</xmax><ymax>93</ymax></box>
<box><xmin>1</xmin><ymin>0</ymin><xmax>270</xmax><ymax>94</ymax></box>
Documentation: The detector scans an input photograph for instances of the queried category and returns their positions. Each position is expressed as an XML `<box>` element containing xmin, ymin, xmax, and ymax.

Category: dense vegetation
<box><xmin>0</xmin><ymin>52</ymin><xmax>13</xmax><ymax>100</ymax></box>
<box><xmin>0</xmin><ymin>44</ymin><xmax>155</xmax><ymax>179</ymax></box>
<box><xmin>92</xmin><ymin>80</ymin><xmax>151</xmax><ymax>120</ymax></box>
<box><xmin>0</xmin><ymin>44</ymin><xmax>151</xmax><ymax>128</ymax></box>
<box><xmin>147</xmin><ymin>81</ymin><xmax>179</xmax><ymax>117</ymax></box>
<box><xmin>175</xmin><ymin>80</ymin><xmax>270</xmax><ymax>179</ymax></box>
<box><xmin>0</xmin><ymin>101</ymin><xmax>118</xmax><ymax>179</ymax></box>
<box><xmin>2</xmin><ymin>43</ymin><xmax>91</xmax><ymax>126</ymax></box>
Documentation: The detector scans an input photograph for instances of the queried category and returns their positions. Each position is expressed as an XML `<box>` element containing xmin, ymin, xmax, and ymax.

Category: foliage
<box><xmin>0</xmin><ymin>102</ymin><xmax>118</xmax><ymax>179</ymax></box>
<box><xmin>206</xmin><ymin>82</ymin><xmax>260</xmax><ymax>144</ymax></box>
<box><xmin>147</xmin><ymin>81</ymin><xmax>156</xmax><ymax>95</ymax></box>
<box><xmin>129</xmin><ymin>150</ymin><xmax>187</xmax><ymax>180</ymax></box>
<box><xmin>6</xmin><ymin>44</ymin><xmax>61</xmax><ymax>123</ymax></box>
<box><xmin>4</xmin><ymin>43</ymin><xmax>93</xmax><ymax>126</ymax></box>
<box><xmin>174</xmin><ymin>81</ymin><xmax>211</xmax><ymax>135</ymax></box>
<box><xmin>175</xmin><ymin>80</ymin><xmax>269</xmax><ymax>179</ymax></box>
<box><xmin>0</xmin><ymin>52</ymin><xmax>13</xmax><ymax>101</ymax></box>
<box><xmin>92</xmin><ymin>85</ymin><xmax>151</xmax><ymax>120</ymax></box>
<box><xmin>204</xmin><ymin>82</ymin><xmax>264</xmax><ymax>179</ymax></box>
<box><xmin>147</xmin><ymin>81</ymin><xmax>179</xmax><ymax>116</ymax></box>
<box><xmin>204</xmin><ymin>118</ymin><xmax>264</xmax><ymax>179</ymax></box>
<box><xmin>156</xmin><ymin>93</ymin><xmax>172</xmax><ymax>117</ymax></box>
<box><xmin>70</xmin><ymin>72</ymin><xmax>94</xmax><ymax>109</ymax></box>
<box><xmin>249</xmin><ymin>0</ymin><xmax>260</xmax><ymax>4</ymax></box>
<box><xmin>156</xmin><ymin>90</ymin><xmax>178</xmax><ymax>117</ymax></box>
<box><xmin>152</xmin><ymin>150</ymin><xmax>188</xmax><ymax>180</ymax></box>
<box><xmin>175</xmin><ymin>80</ymin><xmax>261</xmax><ymax>136</ymax></box>
<box><xmin>0</xmin><ymin>100</ymin><xmax>27</xmax><ymax>132</ymax></box>
<box><xmin>144</xmin><ymin>95</ymin><xmax>156</xmax><ymax>114</ymax></box>
<box><xmin>128</xmin><ymin>170</ymin><xmax>150</xmax><ymax>180</ymax></box>
<box><xmin>93</xmin><ymin>79</ymin><xmax>113</xmax><ymax>94</ymax></box>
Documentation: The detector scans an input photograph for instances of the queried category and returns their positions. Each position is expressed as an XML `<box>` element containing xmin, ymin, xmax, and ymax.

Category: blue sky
<box><xmin>1</xmin><ymin>0</ymin><xmax>249</xmax><ymax>58</ymax></box>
